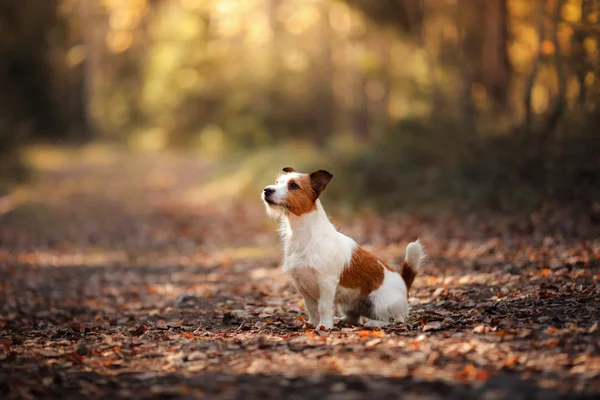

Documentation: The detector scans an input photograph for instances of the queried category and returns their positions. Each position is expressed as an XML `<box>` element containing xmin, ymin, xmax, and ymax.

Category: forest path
<box><xmin>1</xmin><ymin>146</ymin><xmax>599</xmax><ymax>399</ymax></box>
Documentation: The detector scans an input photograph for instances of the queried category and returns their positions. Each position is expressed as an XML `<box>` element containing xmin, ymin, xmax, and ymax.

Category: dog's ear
<box><xmin>309</xmin><ymin>169</ymin><xmax>333</xmax><ymax>198</ymax></box>
<box><xmin>282</xmin><ymin>167</ymin><xmax>295</xmax><ymax>173</ymax></box>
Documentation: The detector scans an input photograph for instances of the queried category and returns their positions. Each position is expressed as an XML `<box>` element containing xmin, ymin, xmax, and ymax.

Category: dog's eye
<box><xmin>289</xmin><ymin>182</ymin><xmax>299</xmax><ymax>190</ymax></box>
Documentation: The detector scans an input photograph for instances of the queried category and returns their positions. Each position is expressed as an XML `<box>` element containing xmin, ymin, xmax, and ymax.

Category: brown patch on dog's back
<box><xmin>286</xmin><ymin>174</ymin><xmax>317</xmax><ymax>216</ymax></box>
<box><xmin>401</xmin><ymin>261</ymin><xmax>417</xmax><ymax>293</ymax></box>
<box><xmin>340</xmin><ymin>247</ymin><xmax>393</xmax><ymax>296</ymax></box>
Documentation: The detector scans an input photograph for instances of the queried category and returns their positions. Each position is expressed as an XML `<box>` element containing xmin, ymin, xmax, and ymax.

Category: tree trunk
<box><xmin>481</xmin><ymin>0</ymin><xmax>510</xmax><ymax>110</ymax></box>
<box><xmin>0</xmin><ymin>0</ymin><xmax>66</xmax><ymax>137</ymax></box>
<box><xmin>313</xmin><ymin>2</ymin><xmax>335</xmax><ymax>144</ymax></box>
<box><xmin>524</xmin><ymin>0</ymin><xmax>545</xmax><ymax>129</ymax></box>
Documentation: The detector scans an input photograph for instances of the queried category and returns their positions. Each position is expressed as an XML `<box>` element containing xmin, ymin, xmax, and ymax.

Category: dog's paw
<box><xmin>316</xmin><ymin>321</ymin><xmax>334</xmax><ymax>330</ymax></box>
<box><xmin>364</xmin><ymin>320</ymin><xmax>388</xmax><ymax>328</ymax></box>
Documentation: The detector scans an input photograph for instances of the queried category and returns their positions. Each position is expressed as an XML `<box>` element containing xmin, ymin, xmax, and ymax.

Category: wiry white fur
<box><xmin>280</xmin><ymin>201</ymin><xmax>356</xmax><ymax>275</ymax></box>
<box><xmin>406</xmin><ymin>239</ymin><xmax>424</xmax><ymax>270</ymax></box>
<box><xmin>262</xmin><ymin>172</ymin><xmax>302</xmax><ymax>219</ymax></box>
<box><xmin>364</xmin><ymin>241</ymin><xmax>423</xmax><ymax>326</ymax></box>
<box><xmin>262</xmin><ymin>173</ymin><xmax>424</xmax><ymax>329</ymax></box>
<box><xmin>281</xmin><ymin>201</ymin><xmax>356</xmax><ymax>329</ymax></box>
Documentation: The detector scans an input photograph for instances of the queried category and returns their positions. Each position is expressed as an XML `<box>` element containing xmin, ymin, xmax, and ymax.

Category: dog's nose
<box><xmin>264</xmin><ymin>187</ymin><xmax>274</xmax><ymax>196</ymax></box>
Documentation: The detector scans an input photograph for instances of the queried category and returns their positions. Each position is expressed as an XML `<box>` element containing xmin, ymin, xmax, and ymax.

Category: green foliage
<box><xmin>2</xmin><ymin>0</ymin><xmax>600</xmax><ymax>213</ymax></box>
<box><xmin>334</xmin><ymin>115</ymin><xmax>600</xmax><ymax>213</ymax></box>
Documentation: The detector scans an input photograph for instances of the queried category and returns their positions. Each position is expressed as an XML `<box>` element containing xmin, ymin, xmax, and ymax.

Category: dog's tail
<box><xmin>401</xmin><ymin>240</ymin><xmax>424</xmax><ymax>293</ymax></box>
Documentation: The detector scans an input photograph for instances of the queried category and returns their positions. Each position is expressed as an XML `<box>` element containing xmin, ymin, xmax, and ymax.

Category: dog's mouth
<box><xmin>265</xmin><ymin>198</ymin><xmax>288</xmax><ymax>211</ymax></box>
<box><xmin>263</xmin><ymin>197</ymin><xmax>279</xmax><ymax>206</ymax></box>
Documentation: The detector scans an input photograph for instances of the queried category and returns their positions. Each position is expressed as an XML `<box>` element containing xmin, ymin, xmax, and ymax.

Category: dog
<box><xmin>262</xmin><ymin>167</ymin><xmax>424</xmax><ymax>329</ymax></box>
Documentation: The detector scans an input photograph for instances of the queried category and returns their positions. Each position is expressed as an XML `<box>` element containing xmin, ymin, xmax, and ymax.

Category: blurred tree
<box><xmin>344</xmin><ymin>0</ymin><xmax>424</xmax><ymax>35</ymax></box>
<box><xmin>0</xmin><ymin>0</ymin><xmax>89</xmax><ymax>139</ymax></box>
<box><xmin>1</xmin><ymin>0</ymin><xmax>598</xmax><ymax>209</ymax></box>
<box><xmin>313</xmin><ymin>1</ymin><xmax>335</xmax><ymax>144</ymax></box>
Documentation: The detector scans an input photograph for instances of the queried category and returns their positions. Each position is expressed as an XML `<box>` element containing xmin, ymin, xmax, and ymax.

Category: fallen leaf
<box><xmin>39</xmin><ymin>349</ymin><xmax>61</xmax><ymax>358</ymax></box>
<box><xmin>177</xmin><ymin>331</ymin><xmax>195</xmax><ymax>339</ymax></box>
<box><xmin>423</xmin><ymin>321</ymin><xmax>442</xmax><ymax>332</ymax></box>
<box><xmin>463</xmin><ymin>364</ymin><xmax>475</xmax><ymax>374</ymax></box>
<box><xmin>365</xmin><ymin>338</ymin><xmax>382</xmax><ymax>347</ymax></box>
<box><xmin>314</xmin><ymin>330</ymin><xmax>329</xmax><ymax>337</ymax></box>
<box><xmin>475</xmin><ymin>370</ymin><xmax>489</xmax><ymax>381</ymax></box>
<box><xmin>255</xmin><ymin>321</ymin><xmax>267</xmax><ymax>329</ymax></box>
<box><xmin>187</xmin><ymin>351</ymin><xmax>207</xmax><ymax>361</ymax></box>
<box><xmin>132</xmin><ymin>324</ymin><xmax>148</xmax><ymax>336</ymax></box>
<box><xmin>504</xmin><ymin>356</ymin><xmax>520</xmax><ymax>367</ymax></box>
<box><xmin>156</xmin><ymin>320</ymin><xmax>168</xmax><ymax>330</ymax></box>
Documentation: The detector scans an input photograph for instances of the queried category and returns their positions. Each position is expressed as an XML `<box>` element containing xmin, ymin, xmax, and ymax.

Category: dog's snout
<box><xmin>264</xmin><ymin>187</ymin><xmax>275</xmax><ymax>196</ymax></box>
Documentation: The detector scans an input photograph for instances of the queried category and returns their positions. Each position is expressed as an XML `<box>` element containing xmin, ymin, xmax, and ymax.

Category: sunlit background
<box><xmin>1</xmin><ymin>0</ymin><xmax>599</xmax><ymax>211</ymax></box>
<box><xmin>1</xmin><ymin>3</ymin><xmax>600</xmax><ymax>395</ymax></box>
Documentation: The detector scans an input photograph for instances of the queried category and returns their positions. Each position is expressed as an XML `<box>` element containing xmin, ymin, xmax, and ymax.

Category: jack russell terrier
<box><xmin>262</xmin><ymin>167</ymin><xmax>424</xmax><ymax>329</ymax></box>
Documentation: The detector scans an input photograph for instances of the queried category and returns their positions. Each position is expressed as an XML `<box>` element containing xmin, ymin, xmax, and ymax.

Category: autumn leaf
<box><xmin>422</xmin><ymin>321</ymin><xmax>442</xmax><ymax>332</ymax></box>
<box><xmin>39</xmin><ymin>349</ymin><xmax>61</xmax><ymax>358</ymax></box>
<box><xmin>475</xmin><ymin>370</ymin><xmax>490</xmax><ymax>381</ymax></box>
<box><xmin>305</xmin><ymin>330</ymin><xmax>316</xmax><ymax>339</ymax></box>
<box><xmin>132</xmin><ymin>324</ymin><xmax>148</xmax><ymax>337</ymax></box>
<box><xmin>365</xmin><ymin>338</ymin><xmax>382</xmax><ymax>347</ymax></box>
<box><xmin>463</xmin><ymin>364</ymin><xmax>475</xmax><ymax>374</ymax></box>
<box><xmin>100</xmin><ymin>359</ymin><xmax>114</xmax><ymax>367</ymax></box>
<box><xmin>504</xmin><ymin>357</ymin><xmax>520</xmax><ymax>367</ymax></box>
<box><xmin>156</xmin><ymin>320</ymin><xmax>168</xmax><ymax>330</ymax></box>
<box><xmin>67</xmin><ymin>351</ymin><xmax>84</xmax><ymax>364</ymax></box>
<box><xmin>407</xmin><ymin>342</ymin><xmax>420</xmax><ymax>350</ymax></box>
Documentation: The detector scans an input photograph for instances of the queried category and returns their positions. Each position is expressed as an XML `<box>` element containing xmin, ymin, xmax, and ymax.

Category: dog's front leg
<box><xmin>296</xmin><ymin>286</ymin><xmax>319</xmax><ymax>326</ymax></box>
<box><xmin>316</xmin><ymin>278</ymin><xmax>338</xmax><ymax>330</ymax></box>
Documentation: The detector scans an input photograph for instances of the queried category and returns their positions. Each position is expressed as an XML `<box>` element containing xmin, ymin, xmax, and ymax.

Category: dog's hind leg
<box><xmin>338</xmin><ymin>307</ymin><xmax>361</xmax><ymax>325</ymax></box>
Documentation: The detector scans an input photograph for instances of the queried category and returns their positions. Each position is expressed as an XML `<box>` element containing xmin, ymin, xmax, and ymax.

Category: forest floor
<box><xmin>1</xmin><ymin>145</ymin><xmax>599</xmax><ymax>399</ymax></box>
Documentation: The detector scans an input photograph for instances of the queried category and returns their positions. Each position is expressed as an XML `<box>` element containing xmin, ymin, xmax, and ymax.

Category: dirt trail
<box><xmin>1</xmin><ymin>147</ymin><xmax>599</xmax><ymax>399</ymax></box>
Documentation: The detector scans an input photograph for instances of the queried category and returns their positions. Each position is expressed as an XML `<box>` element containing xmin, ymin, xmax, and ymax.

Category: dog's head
<box><xmin>262</xmin><ymin>167</ymin><xmax>333</xmax><ymax>218</ymax></box>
